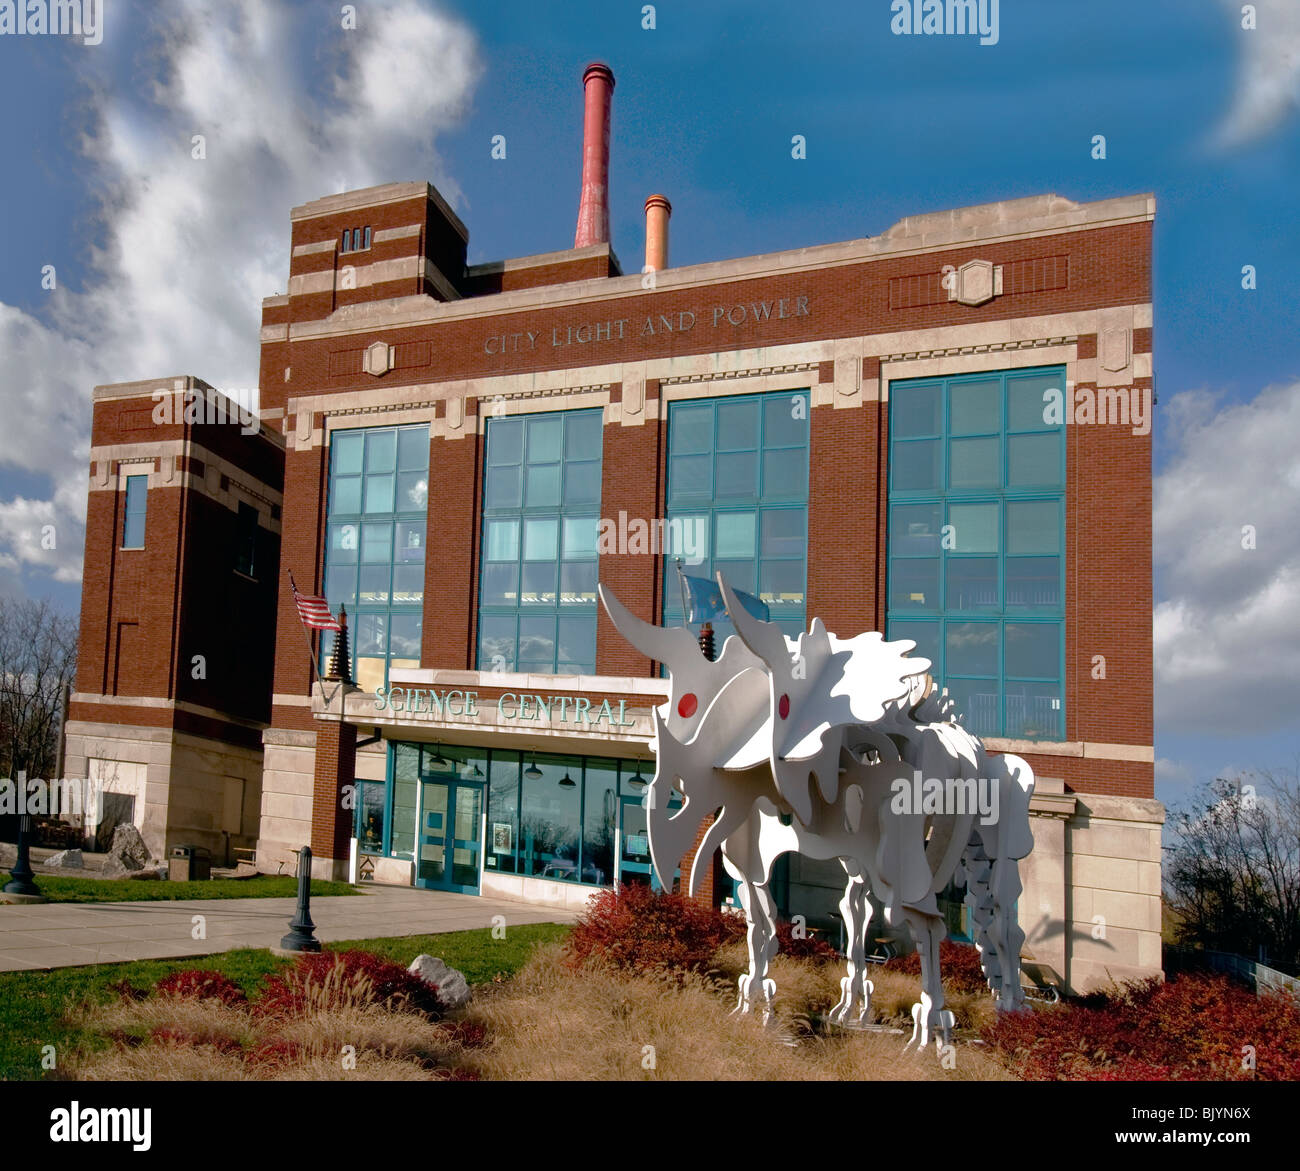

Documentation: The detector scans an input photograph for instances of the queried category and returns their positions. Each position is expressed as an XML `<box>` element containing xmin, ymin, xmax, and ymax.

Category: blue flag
<box><xmin>730</xmin><ymin>587</ymin><xmax>771</xmax><ymax>622</ymax></box>
<box><xmin>680</xmin><ymin>573</ymin><xmax>725</xmax><ymax>623</ymax></box>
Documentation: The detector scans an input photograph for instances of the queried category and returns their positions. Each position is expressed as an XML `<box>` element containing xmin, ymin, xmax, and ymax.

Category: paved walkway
<box><xmin>0</xmin><ymin>887</ymin><xmax>579</xmax><ymax>972</ymax></box>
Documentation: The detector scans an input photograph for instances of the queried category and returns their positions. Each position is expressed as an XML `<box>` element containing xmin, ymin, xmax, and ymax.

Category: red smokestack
<box><xmin>574</xmin><ymin>62</ymin><xmax>615</xmax><ymax>249</ymax></box>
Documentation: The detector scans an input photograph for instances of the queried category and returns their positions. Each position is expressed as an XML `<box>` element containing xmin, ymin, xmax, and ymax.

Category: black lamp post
<box><xmin>3</xmin><ymin>815</ymin><xmax>43</xmax><ymax>900</ymax></box>
<box><xmin>279</xmin><ymin>845</ymin><xmax>321</xmax><ymax>952</ymax></box>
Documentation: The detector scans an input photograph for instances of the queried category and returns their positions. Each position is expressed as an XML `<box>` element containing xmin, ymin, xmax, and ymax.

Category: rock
<box><xmin>46</xmin><ymin>849</ymin><xmax>84</xmax><ymax>869</ymax></box>
<box><xmin>108</xmin><ymin>824</ymin><xmax>151</xmax><ymax>868</ymax></box>
<box><xmin>409</xmin><ymin>954</ymin><xmax>472</xmax><ymax>1009</ymax></box>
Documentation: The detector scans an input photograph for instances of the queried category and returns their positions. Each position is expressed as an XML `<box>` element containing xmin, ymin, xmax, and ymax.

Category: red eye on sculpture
<box><xmin>678</xmin><ymin>693</ymin><xmax>698</xmax><ymax>719</ymax></box>
<box><xmin>778</xmin><ymin>693</ymin><xmax>790</xmax><ymax>720</ymax></box>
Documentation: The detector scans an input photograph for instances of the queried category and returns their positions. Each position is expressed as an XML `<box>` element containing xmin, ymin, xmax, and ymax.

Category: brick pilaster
<box><xmin>310</xmin><ymin>716</ymin><xmax>357</xmax><ymax>862</ymax></box>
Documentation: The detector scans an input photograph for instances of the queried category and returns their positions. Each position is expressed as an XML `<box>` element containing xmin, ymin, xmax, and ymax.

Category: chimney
<box><xmin>574</xmin><ymin>62</ymin><xmax>615</xmax><ymax>249</ymax></box>
<box><xmin>644</xmin><ymin>194</ymin><xmax>671</xmax><ymax>272</ymax></box>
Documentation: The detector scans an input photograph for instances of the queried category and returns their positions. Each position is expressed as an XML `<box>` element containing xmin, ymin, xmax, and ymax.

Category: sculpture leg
<box><xmin>831</xmin><ymin>870</ymin><xmax>875</xmax><ymax>1026</ymax></box>
<box><xmin>962</xmin><ymin>830</ymin><xmax>1003</xmax><ymax>997</ymax></box>
<box><xmin>990</xmin><ymin>855</ymin><xmax>1028</xmax><ymax>1012</ymax></box>
<box><xmin>902</xmin><ymin>909</ymin><xmax>951</xmax><ymax>1052</ymax></box>
<box><xmin>733</xmin><ymin>877</ymin><xmax>778</xmax><ymax>1025</ymax></box>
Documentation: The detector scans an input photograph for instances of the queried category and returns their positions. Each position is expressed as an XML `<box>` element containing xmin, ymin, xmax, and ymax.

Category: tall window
<box><xmin>663</xmin><ymin>389</ymin><xmax>810</xmax><ymax>641</ymax></box>
<box><xmin>122</xmin><ymin>475</ymin><xmax>148</xmax><ymax>548</ymax></box>
<box><xmin>886</xmin><ymin>367</ymin><xmax>1066</xmax><ymax>740</ymax></box>
<box><xmin>234</xmin><ymin>502</ymin><xmax>258</xmax><ymax>578</ymax></box>
<box><xmin>323</xmin><ymin>424</ymin><xmax>429</xmax><ymax>691</ymax></box>
<box><xmin>478</xmin><ymin>410</ymin><xmax>602</xmax><ymax>674</ymax></box>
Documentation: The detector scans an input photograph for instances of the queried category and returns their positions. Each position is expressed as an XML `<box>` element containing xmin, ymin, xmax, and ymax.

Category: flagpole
<box><xmin>675</xmin><ymin>558</ymin><xmax>691</xmax><ymax>628</ymax></box>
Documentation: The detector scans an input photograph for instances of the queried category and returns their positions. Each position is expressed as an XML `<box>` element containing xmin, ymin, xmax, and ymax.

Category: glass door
<box><xmin>417</xmin><ymin>778</ymin><xmax>484</xmax><ymax>894</ymax></box>
<box><xmin>618</xmin><ymin>793</ymin><xmax>680</xmax><ymax>892</ymax></box>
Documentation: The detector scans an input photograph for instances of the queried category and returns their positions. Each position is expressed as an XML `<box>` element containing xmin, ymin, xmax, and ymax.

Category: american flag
<box><xmin>289</xmin><ymin>573</ymin><xmax>340</xmax><ymax>631</ymax></box>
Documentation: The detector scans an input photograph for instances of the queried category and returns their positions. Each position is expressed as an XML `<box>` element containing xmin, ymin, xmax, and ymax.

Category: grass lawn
<box><xmin>0</xmin><ymin>922</ymin><xmax>571</xmax><ymax>1080</ymax></box>
<box><xmin>3</xmin><ymin>874</ymin><xmax>362</xmax><ymax>904</ymax></box>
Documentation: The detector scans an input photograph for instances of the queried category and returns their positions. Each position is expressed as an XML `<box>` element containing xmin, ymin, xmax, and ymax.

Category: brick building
<box><xmin>69</xmin><ymin>62</ymin><xmax>1161</xmax><ymax>992</ymax></box>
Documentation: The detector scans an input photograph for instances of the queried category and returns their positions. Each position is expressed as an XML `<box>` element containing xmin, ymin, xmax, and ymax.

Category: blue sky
<box><xmin>0</xmin><ymin>0</ymin><xmax>1296</xmax><ymax>806</ymax></box>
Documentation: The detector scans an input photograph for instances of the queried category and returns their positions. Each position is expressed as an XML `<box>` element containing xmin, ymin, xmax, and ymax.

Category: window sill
<box><xmin>233</xmin><ymin>569</ymin><xmax>259</xmax><ymax>584</ymax></box>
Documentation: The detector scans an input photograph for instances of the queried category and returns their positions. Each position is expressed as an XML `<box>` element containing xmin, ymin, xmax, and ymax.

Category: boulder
<box><xmin>408</xmin><ymin>954</ymin><xmax>472</xmax><ymax>1009</ymax></box>
<box><xmin>46</xmin><ymin>849</ymin><xmax>84</xmax><ymax>869</ymax></box>
<box><xmin>108</xmin><ymin>824</ymin><xmax>151</xmax><ymax>867</ymax></box>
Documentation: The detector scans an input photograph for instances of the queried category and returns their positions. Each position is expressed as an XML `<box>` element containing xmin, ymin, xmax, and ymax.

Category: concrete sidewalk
<box><xmin>0</xmin><ymin>886</ymin><xmax>578</xmax><ymax>972</ymax></box>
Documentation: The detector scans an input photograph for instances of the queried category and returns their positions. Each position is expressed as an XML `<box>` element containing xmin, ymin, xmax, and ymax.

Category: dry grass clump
<box><xmin>454</xmin><ymin>943</ymin><xmax>1011</xmax><ymax>1081</ymax></box>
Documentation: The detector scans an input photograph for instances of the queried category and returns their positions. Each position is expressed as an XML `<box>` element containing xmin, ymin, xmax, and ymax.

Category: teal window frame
<box><xmin>663</xmin><ymin>389</ymin><xmax>811</xmax><ymax>642</ymax></box>
<box><xmin>477</xmin><ymin>409</ymin><xmax>603</xmax><ymax>674</ymax></box>
<box><xmin>122</xmin><ymin>475</ymin><xmax>148</xmax><ymax>549</ymax></box>
<box><xmin>322</xmin><ymin>423</ymin><xmax>430</xmax><ymax>689</ymax></box>
<box><xmin>886</xmin><ymin>366</ymin><xmax>1066</xmax><ymax>741</ymax></box>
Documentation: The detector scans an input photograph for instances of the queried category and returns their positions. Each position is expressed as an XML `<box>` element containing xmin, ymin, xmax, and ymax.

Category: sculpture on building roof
<box><xmin>599</xmin><ymin>576</ymin><xmax>1036</xmax><ymax>1052</ymax></box>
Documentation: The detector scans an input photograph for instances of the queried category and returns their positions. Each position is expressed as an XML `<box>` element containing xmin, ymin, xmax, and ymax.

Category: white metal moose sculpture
<box><xmin>599</xmin><ymin>576</ymin><xmax>1036</xmax><ymax>1050</ymax></box>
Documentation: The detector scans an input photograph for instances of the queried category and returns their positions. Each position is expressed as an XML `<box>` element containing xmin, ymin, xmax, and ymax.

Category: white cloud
<box><xmin>1214</xmin><ymin>0</ymin><xmax>1300</xmax><ymax>148</ymax></box>
<box><xmin>1154</xmin><ymin>380</ymin><xmax>1300</xmax><ymax>733</ymax></box>
<box><xmin>0</xmin><ymin>0</ymin><xmax>481</xmax><ymax>588</ymax></box>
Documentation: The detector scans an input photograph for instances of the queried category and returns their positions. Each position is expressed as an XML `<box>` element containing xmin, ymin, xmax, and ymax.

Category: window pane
<box><xmin>332</xmin><ymin>432</ymin><xmax>364</xmax><ymax>475</ymax></box>
<box><xmin>946</xmin><ymin>557</ymin><xmax>998</xmax><ymax>612</ymax></box>
<box><xmin>395</xmin><ymin>520</ymin><xmax>425</xmax><ymax>563</ymax></box>
<box><xmin>945</xmin><ymin>678</ymin><xmax>1000</xmax><ymax>738</ymax></box>
<box><xmin>759</xmin><ymin>561</ymin><xmax>805</xmax><ymax>611</ymax></box>
<box><xmin>890</xmin><ymin>558</ymin><xmax>939</xmax><ymax>611</ymax></box>
<box><xmin>364</xmin><ymin>474</ymin><xmax>394</xmax><ymax>513</ymax></box>
<box><xmin>564</xmin><ymin>460</ymin><xmax>601</xmax><ymax>507</ymax></box>
<box><xmin>330</xmin><ymin>522</ymin><xmax>359</xmax><ymax>562</ymax></box>
<box><xmin>761</xmin><ymin>509</ymin><xmax>806</xmax><ymax>559</ymax></box>
<box><xmin>669</xmin><ymin>454</ymin><xmax>711</xmax><ymax>500</ymax></box>
<box><xmin>365</xmin><ymin>430</ymin><xmax>397</xmax><ymax>473</ymax></box>
<box><xmin>519</xmin><ymin>754</ymin><xmax>581</xmax><ymax>877</ymax></box>
<box><xmin>949</xmin><ymin>437</ymin><xmax>1000</xmax><ymax>489</ymax></box>
<box><xmin>560</xmin><ymin>560</ymin><xmax>598</xmax><ymax>604</ymax></box>
<box><xmin>481</xmin><ymin>562</ymin><xmax>519</xmax><ymax>606</ymax></box>
<box><xmin>582</xmin><ymin>760</ymin><xmax>618</xmax><ymax>886</ymax></box>
<box><xmin>715</xmin><ymin>512</ymin><xmax>756</xmax><ymax>560</ymax></box>
<box><xmin>389</xmin><ymin>613</ymin><xmax>422</xmax><ymax>663</ymax></box>
<box><xmin>479</xmin><ymin>615</ymin><xmax>516</xmax><ymax>671</ymax></box>
<box><xmin>565</xmin><ymin>412</ymin><xmax>603</xmax><ymax>460</ymax></box>
<box><xmin>717</xmin><ymin>400</ymin><xmax>759</xmax><ymax>450</ymax></box>
<box><xmin>891</xmin><ymin>440</ymin><xmax>940</xmax><ymax>492</ymax></box>
<box><xmin>486</xmin><ymin>752</ymin><xmax>521</xmax><ymax>874</ymax></box>
<box><xmin>331</xmin><ymin>476</ymin><xmax>361</xmax><ymax>515</ymax></box>
<box><xmin>891</xmin><ymin>383</ymin><xmax>941</xmax><ymax>438</ymax></box>
<box><xmin>949</xmin><ymin>378</ymin><xmax>1000</xmax><ymax>435</ymax></box>
<box><xmin>521</xmin><ymin>562</ymin><xmax>557</xmax><ymax>605</ymax></box>
<box><xmin>527</xmin><ymin>416</ymin><xmax>563</xmax><ymax>463</ymax></box>
<box><xmin>762</xmin><ymin>447</ymin><xmax>807</xmax><ymax>499</ymax></box>
<box><xmin>890</xmin><ymin>503</ymin><xmax>941</xmax><ymax>556</ymax></box>
<box><xmin>712</xmin><ymin>560</ymin><xmax>755</xmax><ymax>594</ymax></box>
<box><xmin>1006</xmin><ymin>556</ymin><xmax>1061</xmax><ymax>612</ymax></box>
<box><xmin>1005</xmin><ymin>622</ymin><xmax>1060</xmax><ymax>679</ymax></box>
<box><xmin>670</xmin><ymin>515</ymin><xmax>708</xmax><ymax>565</ymax></box>
<box><xmin>1006</xmin><ymin>500</ymin><xmax>1060</xmax><ymax>554</ymax></box>
<box><xmin>563</xmin><ymin>516</ymin><xmax>598</xmax><ymax>560</ymax></box>
<box><xmin>357</xmin><ymin>613</ymin><xmax>387</xmax><ymax>657</ymax></box>
<box><xmin>325</xmin><ymin>564</ymin><xmax>356</xmax><ymax>607</ymax></box>
<box><xmin>397</xmin><ymin>427</ymin><xmax>428</xmax><ymax>471</ymax></box>
<box><xmin>359</xmin><ymin>564</ymin><xmax>390</xmax><ymax>604</ymax></box>
<box><xmin>485</xmin><ymin>519</ymin><xmax>519</xmax><ymax>561</ymax></box>
<box><xmin>392</xmin><ymin>563</ymin><xmax>424</xmax><ymax>604</ymax></box>
<box><xmin>485</xmin><ymin>465</ymin><xmax>522</xmax><ymax>510</ymax></box>
<box><xmin>1005</xmin><ymin>681</ymin><xmax>1062</xmax><ymax>739</ymax></box>
<box><xmin>948</xmin><ymin>503</ymin><xmax>998</xmax><ymax>553</ymax></box>
<box><xmin>557</xmin><ymin>617</ymin><xmax>594</xmax><ymax>672</ymax></box>
<box><xmin>523</xmin><ymin>518</ymin><xmax>558</xmax><ymax>561</ymax></box>
<box><xmin>1008</xmin><ymin>373</ymin><xmax>1065</xmax><ymax>431</ymax></box>
<box><xmin>488</xmin><ymin>418</ymin><xmax>524</xmax><ymax>465</ymax></box>
<box><xmin>525</xmin><ymin>464</ymin><xmax>561</xmax><ymax>508</ymax></box>
<box><xmin>763</xmin><ymin>393</ymin><xmax>809</xmax><ymax>447</ymax></box>
<box><xmin>672</xmin><ymin>405</ymin><xmax>713</xmax><ymax>454</ymax></box>
<box><xmin>396</xmin><ymin>471</ymin><xmax>428</xmax><ymax>512</ymax></box>
<box><xmin>361</xmin><ymin>522</ymin><xmax>392</xmax><ymax>564</ymax></box>
<box><xmin>1008</xmin><ymin>433</ymin><xmax>1061</xmax><ymax>487</ymax></box>
<box><xmin>518</xmin><ymin>615</ymin><xmax>556</xmax><ymax>668</ymax></box>
<box><xmin>946</xmin><ymin>621</ymin><xmax>998</xmax><ymax>676</ymax></box>
<box><xmin>716</xmin><ymin>451</ymin><xmax>757</xmax><ymax>498</ymax></box>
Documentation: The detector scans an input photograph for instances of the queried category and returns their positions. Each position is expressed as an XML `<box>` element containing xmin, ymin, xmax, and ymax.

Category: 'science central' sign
<box><xmin>482</xmin><ymin>294</ymin><xmax>811</xmax><ymax>355</ymax></box>
<box><xmin>373</xmin><ymin>686</ymin><xmax>637</xmax><ymax>728</ymax></box>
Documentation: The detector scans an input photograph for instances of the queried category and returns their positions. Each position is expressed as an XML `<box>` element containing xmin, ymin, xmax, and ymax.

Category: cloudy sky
<box><xmin>0</xmin><ymin>0</ymin><xmax>1296</xmax><ymax>806</ymax></box>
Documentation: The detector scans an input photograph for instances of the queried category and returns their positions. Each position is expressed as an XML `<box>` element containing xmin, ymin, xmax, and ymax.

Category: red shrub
<box><xmin>775</xmin><ymin>919</ymin><xmax>839</xmax><ymax>961</ymax></box>
<box><xmin>246</xmin><ymin>1038</ymin><xmax>308</xmax><ymax>1071</ymax></box>
<box><xmin>254</xmin><ymin>950</ymin><xmax>444</xmax><ymax>1020</ymax></box>
<box><xmin>567</xmin><ymin>884</ymin><xmax>742</xmax><ymax>975</ymax></box>
<box><xmin>439</xmin><ymin>1020</ymin><xmax>488</xmax><ymax>1048</ymax></box>
<box><xmin>884</xmin><ymin>939</ymin><xmax>990</xmax><ymax>994</ymax></box>
<box><xmin>155</xmin><ymin>969</ymin><xmax>247</xmax><ymax>1006</ymax></box>
<box><xmin>982</xmin><ymin>972</ymin><xmax>1300</xmax><ymax>1081</ymax></box>
<box><xmin>108</xmin><ymin>979</ymin><xmax>148</xmax><ymax>1003</ymax></box>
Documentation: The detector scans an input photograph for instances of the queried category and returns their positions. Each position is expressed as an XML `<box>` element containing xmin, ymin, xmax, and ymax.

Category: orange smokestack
<box><xmin>574</xmin><ymin>62</ymin><xmax>615</xmax><ymax>249</ymax></box>
<box><xmin>644</xmin><ymin>194</ymin><xmax>671</xmax><ymax>272</ymax></box>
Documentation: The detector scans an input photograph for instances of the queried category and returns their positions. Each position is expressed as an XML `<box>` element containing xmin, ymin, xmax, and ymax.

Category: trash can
<box><xmin>169</xmin><ymin>845</ymin><xmax>212</xmax><ymax>882</ymax></box>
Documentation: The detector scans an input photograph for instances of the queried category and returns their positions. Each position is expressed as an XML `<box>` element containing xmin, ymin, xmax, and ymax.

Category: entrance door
<box><xmin>618</xmin><ymin>793</ymin><xmax>679</xmax><ymax>892</ymax></box>
<box><xmin>417</xmin><ymin>779</ymin><xmax>484</xmax><ymax>894</ymax></box>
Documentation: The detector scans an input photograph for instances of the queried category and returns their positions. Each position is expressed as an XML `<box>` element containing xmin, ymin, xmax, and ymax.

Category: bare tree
<box><xmin>1166</xmin><ymin>763</ymin><xmax>1300</xmax><ymax>974</ymax></box>
<box><xmin>0</xmin><ymin>597</ymin><xmax>79</xmax><ymax>784</ymax></box>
